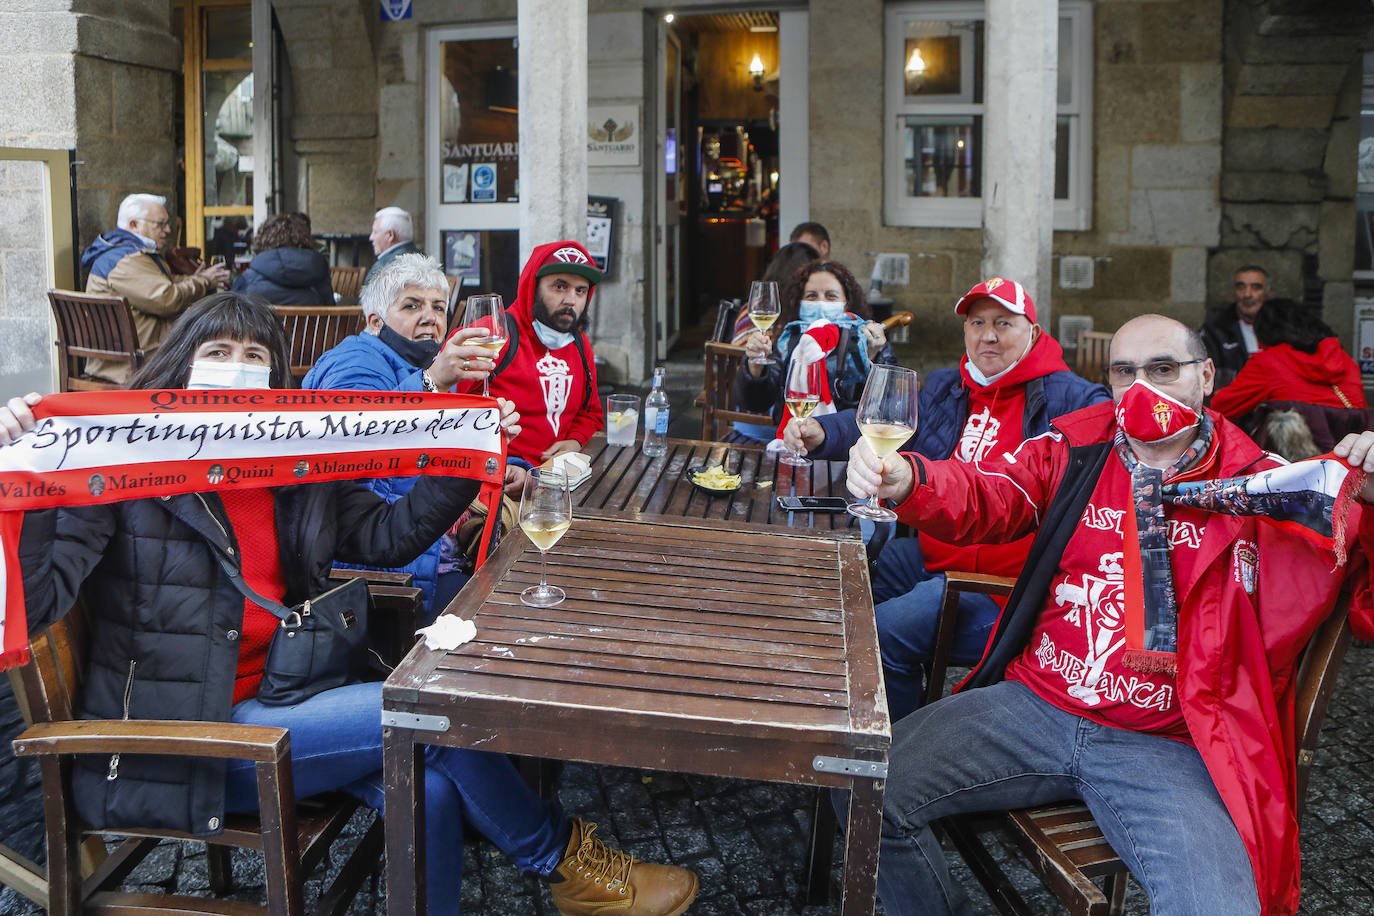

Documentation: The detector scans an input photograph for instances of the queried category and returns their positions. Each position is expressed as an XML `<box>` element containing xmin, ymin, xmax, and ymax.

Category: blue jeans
<box><xmin>225</xmin><ymin>682</ymin><xmax>568</xmax><ymax>916</ymax></box>
<box><xmin>870</xmin><ymin>536</ymin><xmax>1000</xmax><ymax>721</ymax></box>
<box><xmin>875</xmin><ymin>681</ymin><xmax>1259</xmax><ymax>916</ymax></box>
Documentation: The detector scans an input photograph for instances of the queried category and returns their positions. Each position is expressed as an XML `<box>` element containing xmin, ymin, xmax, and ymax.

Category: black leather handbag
<box><xmin>217</xmin><ymin>556</ymin><xmax>373</xmax><ymax>707</ymax></box>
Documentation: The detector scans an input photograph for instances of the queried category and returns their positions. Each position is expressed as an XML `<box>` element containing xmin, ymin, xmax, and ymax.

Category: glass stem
<box><xmin>868</xmin><ymin>495</ymin><xmax>881</xmax><ymax>513</ymax></box>
<box><xmin>539</xmin><ymin>548</ymin><xmax>548</xmax><ymax>591</ymax></box>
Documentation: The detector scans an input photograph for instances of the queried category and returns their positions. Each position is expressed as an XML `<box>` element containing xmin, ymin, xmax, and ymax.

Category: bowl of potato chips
<box><xmin>687</xmin><ymin>463</ymin><xmax>742</xmax><ymax>493</ymax></box>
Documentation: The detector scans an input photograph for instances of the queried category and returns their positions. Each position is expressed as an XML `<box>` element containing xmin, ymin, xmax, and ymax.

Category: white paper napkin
<box><xmin>416</xmin><ymin>615</ymin><xmax>477</xmax><ymax>651</ymax></box>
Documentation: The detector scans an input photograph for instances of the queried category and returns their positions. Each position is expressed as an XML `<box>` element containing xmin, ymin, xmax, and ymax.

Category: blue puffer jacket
<box><xmin>303</xmin><ymin>333</ymin><xmax>441</xmax><ymax>605</ymax></box>
<box><xmin>810</xmin><ymin>366</ymin><xmax>1111</xmax><ymax>461</ymax></box>
<box><xmin>231</xmin><ymin>247</ymin><xmax>334</xmax><ymax>305</ymax></box>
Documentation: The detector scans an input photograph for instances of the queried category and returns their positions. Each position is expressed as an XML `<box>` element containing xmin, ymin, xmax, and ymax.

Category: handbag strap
<box><xmin>1332</xmin><ymin>385</ymin><xmax>1355</xmax><ymax>409</ymax></box>
<box><xmin>212</xmin><ymin>550</ymin><xmax>297</xmax><ymax>622</ymax></box>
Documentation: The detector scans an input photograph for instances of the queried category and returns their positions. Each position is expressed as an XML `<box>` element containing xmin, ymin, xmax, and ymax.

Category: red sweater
<box><xmin>223</xmin><ymin>488</ymin><xmax>288</xmax><ymax>705</ymax></box>
<box><xmin>1209</xmin><ymin>338</ymin><xmax>1365</xmax><ymax>419</ymax></box>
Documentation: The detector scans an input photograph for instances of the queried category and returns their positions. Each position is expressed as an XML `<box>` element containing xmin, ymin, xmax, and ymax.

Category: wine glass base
<box><xmin>520</xmin><ymin>584</ymin><xmax>565</xmax><ymax>608</ymax></box>
<box><xmin>749</xmin><ymin>356</ymin><xmax>777</xmax><ymax>366</ymax></box>
<box><xmin>778</xmin><ymin>453</ymin><xmax>811</xmax><ymax>467</ymax></box>
<box><xmin>847</xmin><ymin>502</ymin><xmax>898</xmax><ymax>522</ymax></box>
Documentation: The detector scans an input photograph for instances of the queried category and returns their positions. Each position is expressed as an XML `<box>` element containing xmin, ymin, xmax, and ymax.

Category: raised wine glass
<box><xmin>746</xmin><ymin>280</ymin><xmax>780</xmax><ymax>366</ymax></box>
<box><xmin>847</xmin><ymin>364</ymin><xmax>918</xmax><ymax>522</ymax></box>
<box><xmin>780</xmin><ymin>356</ymin><xmax>823</xmax><ymax>467</ymax></box>
<box><xmin>463</xmin><ymin>293</ymin><xmax>506</xmax><ymax>397</ymax></box>
<box><xmin>518</xmin><ymin>468</ymin><xmax>573</xmax><ymax>608</ymax></box>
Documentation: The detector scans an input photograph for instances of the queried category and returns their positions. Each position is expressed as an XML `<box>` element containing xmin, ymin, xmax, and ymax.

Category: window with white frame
<box><xmin>883</xmin><ymin>1</ymin><xmax>1093</xmax><ymax>230</ymax></box>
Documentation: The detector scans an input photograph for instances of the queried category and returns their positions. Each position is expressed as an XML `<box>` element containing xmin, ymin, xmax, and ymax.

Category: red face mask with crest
<box><xmin>1114</xmin><ymin>380</ymin><xmax>1200</xmax><ymax>443</ymax></box>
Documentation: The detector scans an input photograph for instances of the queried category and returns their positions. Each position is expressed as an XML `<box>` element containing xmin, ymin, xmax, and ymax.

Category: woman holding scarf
<box><xmin>2</xmin><ymin>292</ymin><xmax>698</xmax><ymax>916</ymax></box>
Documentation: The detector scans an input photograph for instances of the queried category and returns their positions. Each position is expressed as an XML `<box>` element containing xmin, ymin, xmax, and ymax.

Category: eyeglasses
<box><xmin>139</xmin><ymin>218</ymin><xmax>172</xmax><ymax>229</ymax></box>
<box><xmin>1105</xmin><ymin>359</ymin><xmax>1204</xmax><ymax>387</ymax></box>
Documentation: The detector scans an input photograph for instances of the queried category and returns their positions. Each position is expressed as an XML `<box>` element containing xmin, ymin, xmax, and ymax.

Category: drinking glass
<box><xmin>780</xmin><ymin>357</ymin><xmax>823</xmax><ymax>467</ymax></box>
<box><xmin>606</xmin><ymin>394</ymin><xmax>639</xmax><ymax>447</ymax></box>
<box><xmin>519</xmin><ymin>469</ymin><xmax>572</xmax><ymax>608</ymax></box>
<box><xmin>463</xmin><ymin>293</ymin><xmax>506</xmax><ymax>397</ymax></box>
<box><xmin>209</xmin><ymin>254</ymin><xmax>226</xmax><ymax>268</ymax></box>
<box><xmin>847</xmin><ymin>364</ymin><xmax>918</xmax><ymax>522</ymax></box>
<box><xmin>746</xmin><ymin>280</ymin><xmax>780</xmax><ymax>365</ymax></box>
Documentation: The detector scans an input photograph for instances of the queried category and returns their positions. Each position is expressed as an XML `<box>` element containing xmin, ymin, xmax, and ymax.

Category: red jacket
<box><xmin>472</xmin><ymin>241</ymin><xmax>604</xmax><ymax>462</ymax></box>
<box><xmin>1209</xmin><ymin>338</ymin><xmax>1365</xmax><ymax>419</ymax></box>
<box><xmin>894</xmin><ymin>402</ymin><xmax>1374</xmax><ymax>915</ymax></box>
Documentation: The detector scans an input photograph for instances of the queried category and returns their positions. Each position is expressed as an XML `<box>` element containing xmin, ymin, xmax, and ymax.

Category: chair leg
<box><xmin>803</xmin><ymin>787</ymin><xmax>838</xmax><ymax>905</ymax></box>
<box><xmin>1105</xmin><ymin>870</ymin><xmax>1128</xmax><ymax>915</ymax></box>
<box><xmin>206</xmin><ymin>844</ymin><xmax>234</xmax><ymax>895</ymax></box>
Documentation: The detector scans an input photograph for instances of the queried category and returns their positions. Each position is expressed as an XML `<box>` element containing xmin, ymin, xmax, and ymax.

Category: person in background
<box><xmin>231</xmin><ymin>213</ymin><xmax>333</xmax><ymax>305</ymax></box>
<box><xmin>728</xmin><ymin>241</ymin><xmax>821</xmax><ymax>346</ymax></box>
<box><xmin>305</xmin><ymin>253</ymin><xmax>516</xmax><ymax>615</ymax></box>
<box><xmin>1209</xmin><ymin>297</ymin><xmax>1365</xmax><ymax>419</ymax></box>
<box><xmin>784</xmin><ymin>278</ymin><xmax>1109</xmax><ymax>720</ymax></box>
<box><xmin>81</xmin><ymin>192</ymin><xmax>229</xmax><ymax>383</ymax></box>
<box><xmin>364</xmin><ymin>206</ymin><xmax>421</xmax><ymax>285</ymax></box>
<box><xmin>1200</xmin><ymin>265</ymin><xmax>1270</xmax><ymax>388</ymax></box>
<box><xmin>789</xmin><ymin>220</ymin><xmax>831</xmax><ymax>259</ymax></box>
<box><xmin>734</xmin><ymin>260</ymin><xmax>893</xmax><ymax>444</ymax></box>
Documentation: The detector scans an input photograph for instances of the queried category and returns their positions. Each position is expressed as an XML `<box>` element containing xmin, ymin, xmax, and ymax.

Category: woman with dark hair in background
<box><xmin>728</xmin><ymin>240</ymin><xmax>821</xmax><ymax>345</ymax></box>
<box><xmin>733</xmin><ymin>259</ymin><xmax>894</xmax><ymax>443</ymax></box>
<box><xmin>1209</xmin><ymin>297</ymin><xmax>1365</xmax><ymax>419</ymax></box>
<box><xmin>231</xmin><ymin>212</ymin><xmax>334</xmax><ymax>305</ymax></box>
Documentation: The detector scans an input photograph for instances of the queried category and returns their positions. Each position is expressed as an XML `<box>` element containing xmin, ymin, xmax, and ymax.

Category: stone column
<box><xmin>518</xmin><ymin>0</ymin><xmax>588</xmax><ymax>262</ymax></box>
<box><xmin>980</xmin><ymin>0</ymin><xmax>1057</xmax><ymax>323</ymax></box>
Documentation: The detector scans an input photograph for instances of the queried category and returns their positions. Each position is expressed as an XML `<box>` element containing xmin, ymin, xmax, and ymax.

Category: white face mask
<box><xmin>532</xmin><ymin>319</ymin><xmax>577</xmax><ymax>351</ymax></box>
<box><xmin>965</xmin><ymin>331</ymin><xmax>1036</xmax><ymax>388</ymax></box>
<box><xmin>186</xmin><ymin>360</ymin><xmax>272</xmax><ymax>390</ymax></box>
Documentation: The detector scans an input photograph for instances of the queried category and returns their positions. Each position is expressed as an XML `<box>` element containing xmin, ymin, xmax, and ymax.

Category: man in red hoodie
<box><xmin>847</xmin><ymin>314</ymin><xmax>1374</xmax><ymax>915</ymax></box>
<box><xmin>479</xmin><ymin>241</ymin><xmax>605</xmax><ymax>464</ymax></box>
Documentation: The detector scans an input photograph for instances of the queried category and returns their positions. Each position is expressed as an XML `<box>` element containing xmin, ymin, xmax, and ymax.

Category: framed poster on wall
<box><xmin>443</xmin><ymin>230</ymin><xmax>482</xmax><ymax>286</ymax></box>
<box><xmin>587</xmin><ymin>196</ymin><xmax>617</xmax><ymax>280</ymax></box>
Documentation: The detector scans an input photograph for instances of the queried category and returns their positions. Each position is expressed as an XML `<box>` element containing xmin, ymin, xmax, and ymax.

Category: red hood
<box><xmin>959</xmin><ymin>331</ymin><xmax>1071</xmax><ymax>392</ymax></box>
<box><xmin>1275</xmin><ymin>339</ymin><xmax>1350</xmax><ymax>385</ymax></box>
<box><xmin>509</xmin><ymin>240</ymin><xmax>598</xmax><ymax>336</ymax></box>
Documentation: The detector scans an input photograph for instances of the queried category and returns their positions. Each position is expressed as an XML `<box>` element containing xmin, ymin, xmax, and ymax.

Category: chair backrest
<box><xmin>1293</xmin><ymin>591</ymin><xmax>1353</xmax><ymax>817</ymax></box>
<box><xmin>330</xmin><ymin>265</ymin><xmax>367</xmax><ymax>304</ymax></box>
<box><xmin>47</xmin><ymin>290</ymin><xmax>144</xmax><ymax>392</ymax></box>
<box><xmin>713</xmin><ymin>299</ymin><xmax>741</xmax><ymax>342</ymax></box>
<box><xmin>1249</xmin><ymin>401</ymin><xmax>1374</xmax><ymax>455</ymax></box>
<box><xmin>1074</xmin><ymin>330</ymin><xmax>1114</xmax><ymax>385</ymax></box>
<box><xmin>272</xmin><ymin>304</ymin><xmax>365</xmax><ymax>379</ymax></box>
<box><xmin>14</xmin><ymin>600</ymin><xmax>90</xmax><ymax>729</ymax></box>
<box><xmin>701</xmin><ymin>340</ymin><xmax>774</xmax><ymax>440</ymax></box>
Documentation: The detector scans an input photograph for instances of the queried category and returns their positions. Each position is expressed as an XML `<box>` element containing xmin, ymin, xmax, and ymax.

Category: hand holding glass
<box><xmin>463</xmin><ymin>294</ymin><xmax>507</xmax><ymax>397</ymax></box>
<box><xmin>780</xmin><ymin>357</ymin><xmax>823</xmax><ymax>467</ymax></box>
<box><xmin>847</xmin><ymin>364</ymin><xmax>918</xmax><ymax>522</ymax></box>
<box><xmin>746</xmin><ymin>281</ymin><xmax>780</xmax><ymax>366</ymax></box>
<box><xmin>519</xmin><ymin>469</ymin><xmax>573</xmax><ymax>608</ymax></box>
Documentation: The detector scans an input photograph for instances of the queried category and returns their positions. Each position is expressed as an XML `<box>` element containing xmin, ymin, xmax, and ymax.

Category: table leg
<box><xmin>840</xmin><ymin>775</ymin><xmax>885</xmax><ymax>916</ymax></box>
<box><xmin>383</xmin><ymin>727</ymin><xmax>425</xmax><ymax>916</ymax></box>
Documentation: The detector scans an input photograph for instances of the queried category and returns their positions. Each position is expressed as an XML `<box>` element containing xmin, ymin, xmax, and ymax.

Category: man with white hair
<box><xmin>304</xmin><ymin>252</ymin><xmax>509</xmax><ymax>613</ymax></box>
<box><xmin>80</xmin><ymin>193</ymin><xmax>230</xmax><ymax>383</ymax></box>
<box><xmin>364</xmin><ymin>206</ymin><xmax>421</xmax><ymax>285</ymax></box>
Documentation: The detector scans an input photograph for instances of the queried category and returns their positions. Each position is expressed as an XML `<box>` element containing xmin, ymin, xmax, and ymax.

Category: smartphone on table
<box><xmin>776</xmin><ymin>496</ymin><xmax>849</xmax><ymax>512</ymax></box>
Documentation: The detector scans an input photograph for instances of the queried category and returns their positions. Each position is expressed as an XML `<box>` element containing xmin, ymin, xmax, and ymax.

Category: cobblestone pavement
<box><xmin>3</xmin><ymin>639</ymin><xmax>1374</xmax><ymax>914</ymax></box>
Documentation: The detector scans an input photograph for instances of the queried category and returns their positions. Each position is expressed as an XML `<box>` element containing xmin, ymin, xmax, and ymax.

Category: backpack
<box><xmin>491</xmin><ymin>311</ymin><xmax>595</xmax><ymax>405</ymax></box>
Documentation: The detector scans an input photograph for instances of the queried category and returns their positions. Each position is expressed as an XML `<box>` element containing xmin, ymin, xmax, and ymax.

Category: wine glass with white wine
<box><xmin>746</xmin><ymin>280</ymin><xmax>780</xmax><ymax>365</ymax></box>
<box><xmin>780</xmin><ymin>356</ymin><xmax>823</xmax><ymax>467</ymax></box>
<box><xmin>847</xmin><ymin>364</ymin><xmax>918</xmax><ymax>522</ymax></box>
<box><xmin>463</xmin><ymin>293</ymin><xmax>507</xmax><ymax>397</ymax></box>
<box><xmin>518</xmin><ymin>468</ymin><xmax>573</xmax><ymax>608</ymax></box>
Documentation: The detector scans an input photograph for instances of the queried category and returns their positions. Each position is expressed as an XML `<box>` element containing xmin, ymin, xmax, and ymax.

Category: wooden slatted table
<box><xmin>382</xmin><ymin>514</ymin><xmax>889</xmax><ymax>915</ymax></box>
<box><xmin>576</xmin><ymin>433</ymin><xmax>857</xmax><ymax>531</ymax></box>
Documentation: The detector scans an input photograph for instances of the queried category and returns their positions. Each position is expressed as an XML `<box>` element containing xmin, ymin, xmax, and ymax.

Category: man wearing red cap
<box><xmin>475</xmin><ymin>241</ymin><xmax>605</xmax><ymax>464</ymax></box>
<box><xmin>785</xmin><ymin>278</ymin><xmax>1108</xmax><ymax>721</ymax></box>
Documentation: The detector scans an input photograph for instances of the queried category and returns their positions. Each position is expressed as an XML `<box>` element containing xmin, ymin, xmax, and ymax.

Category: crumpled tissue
<box><xmin>416</xmin><ymin>615</ymin><xmax>477</xmax><ymax>651</ymax></box>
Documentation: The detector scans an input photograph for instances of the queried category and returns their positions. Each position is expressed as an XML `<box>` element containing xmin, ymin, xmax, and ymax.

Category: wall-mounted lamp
<box><xmin>749</xmin><ymin>53</ymin><xmax>765</xmax><ymax>91</ymax></box>
<box><xmin>905</xmin><ymin>46</ymin><xmax>927</xmax><ymax>90</ymax></box>
<box><xmin>664</xmin><ymin>11</ymin><xmax>674</xmax><ymax>23</ymax></box>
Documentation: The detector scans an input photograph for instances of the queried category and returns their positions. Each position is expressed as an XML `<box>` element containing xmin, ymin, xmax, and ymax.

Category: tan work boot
<box><xmin>547</xmin><ymin>818</ymin><xmax>698</xmax><ymax>915</ymax></box>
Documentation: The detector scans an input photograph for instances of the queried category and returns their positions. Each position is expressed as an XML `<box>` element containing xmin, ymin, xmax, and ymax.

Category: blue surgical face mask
<box><xmin>799</xmin><ymin>300</ymin><xmax>845</xmax><ymax>325</ymax></box>
<box><xmin>533</xmin><ymin>319</ymin><xmax>577</xmax><ymax>351</ymax></box>
<box><xmin>187</xmin><ymin>360</ymin><xmax>272</xmax><ymax>390</ymax></box>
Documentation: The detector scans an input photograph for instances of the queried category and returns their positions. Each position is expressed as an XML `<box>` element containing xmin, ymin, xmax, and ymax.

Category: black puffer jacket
<box><xmin>19</xmin><ymin>475</ymin><xmax>477</xmax><ymax>837</ymax></box>
<box><xmin>231</xmin><ymin>247</ymin><xmax>334</xmax><ymax>305</ymax></box>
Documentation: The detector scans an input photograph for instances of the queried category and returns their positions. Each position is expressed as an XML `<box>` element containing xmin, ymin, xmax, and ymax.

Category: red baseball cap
<box><xmin>535</xmin><ymin>243</ymin><xmax>602</xmax><ymax>285</ymax></box>
<box><xmin>953</xmin><ymin>277</ymin><xmax>1037</xmax><ymax>323</ymax></box>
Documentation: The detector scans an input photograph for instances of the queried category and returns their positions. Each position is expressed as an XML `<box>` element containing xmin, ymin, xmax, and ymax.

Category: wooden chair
<box><xmin>47</xmin><ymin>290</ymin><xmax>145</xmax><ymax>391</ymax></box>
<box><xmin>329</xmin><ymin>265</ymin><xmax>366</xmax><ymax>304</ymax></box>
<box><xmin>1074</xmin><ymin>331</ymin><xmax>1114</xmax><ymax>385</ymax></box>
<box><xmin>272</xmin><ymin>305</ymin><xmax>365</xmax><ymax>379</ymax></box>
<box><xmin>700</xmin><ymin>341</ymin><xmax>774</xmax><ymax>441</ymax></box>
<box><xmin>4</xmin><ymin>573</ymin><xmax>424</xmax><ymax>914</ymax></box>
<box><xmin>931</xmin><ymin>575</ymin><xmax>1354</xmax><ymax>916</ymax></box>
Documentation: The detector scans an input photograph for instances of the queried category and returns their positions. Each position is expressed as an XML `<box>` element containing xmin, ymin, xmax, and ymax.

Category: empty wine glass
<box><xmin>847</xmin><ymin>364</ymin><xmax>918</xmax><ymax>522</ymax></box>
<box><xmin>746</xmin><ymin>280</ymin><xmax>780</xmax><ymax>366</ymax></box>
<box><xmin>518</xmin><ymin>468</ymin><xmax>573</xmax><ymax>608</ymax></box>
<box><xmin>780</xmin><ymin>357</ymin><xmax>823</xmax><ymax>467</ymax></box>
<box><xmin>463</xmin><ymin>293</ymin><xmax>506</xmax><ymax>397</ymax></box>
